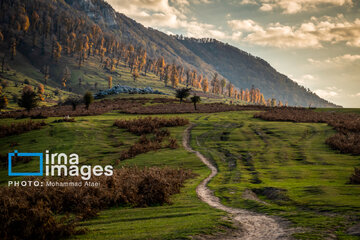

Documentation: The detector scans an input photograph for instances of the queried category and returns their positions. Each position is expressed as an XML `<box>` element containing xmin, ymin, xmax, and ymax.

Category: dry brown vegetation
<box><xmin>114</xmin><ymin>116</ymin><xmax>189</xmax><ymax>135</ymax></box>
<box><xmin>114</xmin><ymin>117</ymin><xmax>187</xmax><ymax>162</ymax></box>
<box><xmin>349</xmin><ymin>167</ymin><xmax>360</xmax><ymax>184</ymax></box>
<box><xmin>0</xmin><ymin>167</ymin><xmax>194</xmax><ymax>240</ymax></box>
<box><xmin>0</xmin><ymin>120</ymin><xmax>46</xmax><ymax>137</ymax></box>
<box><xmin>254</xmin><ymin>108</ymin><xmax>360</xmax><ymax>155</ymax></box>
<box><xmin>122</xmin><ymin>102</ymin><xmax>268</xmax><ymax>114</ymax></box>
<box><xmin>0</xmin><ymin>97</ymin><xmax>268</xmax><ymax>119</ymax></box>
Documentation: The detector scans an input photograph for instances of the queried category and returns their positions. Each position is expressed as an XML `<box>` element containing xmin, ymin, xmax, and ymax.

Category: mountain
<box><xmin>68</xmin><ymin>0</ymin><xmax>337</xmax><ymax>107</ymax></box>
<box><xmin>0</xmin><ymin>0</ymin><xmax>338</xmax><ymax>107</ymax></box>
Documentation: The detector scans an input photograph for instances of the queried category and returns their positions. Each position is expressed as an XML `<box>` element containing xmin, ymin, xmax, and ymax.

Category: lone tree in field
<box><xmin>190</xmin><ymin>95</ymin><xmax>201</xmax><ymax>110</ymax></box>
<box><xmin>175</xmin><ymin>88</ymin><xmax>191</xmax><ymax>103</ymax></box>
<box><xmin>18</xmin><ymin>86</ymin><xmax>39</xmax><ymax>112</ymax></box>
<box><xmin>83</xmin><ymin>91</ymin><xmax>94</xmax><ymax>110</ymax></box>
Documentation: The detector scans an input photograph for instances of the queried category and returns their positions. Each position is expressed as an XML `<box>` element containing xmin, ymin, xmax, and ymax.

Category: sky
<box><xmin>105</xmin><ymin>0</ymin><xmax>360</xmax><ymax>107</ymax></box>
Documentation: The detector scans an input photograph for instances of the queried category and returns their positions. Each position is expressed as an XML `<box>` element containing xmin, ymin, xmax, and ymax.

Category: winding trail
<box><xmin>183</xmin><ymin>124</ymin><xmax>294</xmax><ymax>240</ymax></box>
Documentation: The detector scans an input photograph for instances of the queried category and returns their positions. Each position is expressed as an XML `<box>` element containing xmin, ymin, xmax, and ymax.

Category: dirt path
<box><xmin>183</xmin><ymin>124</ymin><xmax>295</xmax><ymax>240</ymax></box>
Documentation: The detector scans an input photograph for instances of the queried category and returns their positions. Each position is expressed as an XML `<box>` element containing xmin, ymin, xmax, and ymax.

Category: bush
<box><xmin>254</xmin><ymin>108</ymin><xmax>360</xmax><ymax>155</ymax></box>
<box><xmin>113</xmin><ymin>117</ymin><xmax>189</xmax><ymax>135</ymax></box>
<box><xmin>0</xmin><ymin>120</ymin><xmax>46</xmax><ymax>137</ymax></box>
<box><xmin>0</xmin><ymin>167</ymin><xmax>195</xmax><ymax>239</ymax></box>
<box><xmin>349</xmin><ymin>168</ymin><xmax>360</xmax><ymax>184</ymax></box>
<box><xmin>326</xmin><ymin>132</ymin><xmax>360</xmax><ymax>155</ymax></box>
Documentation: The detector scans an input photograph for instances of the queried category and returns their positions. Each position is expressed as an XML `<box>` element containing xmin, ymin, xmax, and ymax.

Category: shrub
<box><xmin>120</xmin><ymin>136</ymin><xmax>162</xmax><ymax>160</ymax></box>
<box><xmin>0</xmin><ymin>167</ymin><xmax>195</xmax><ymax>239</ymax></box>
<box><xmin>113</xmin><ymin>117</ymin><xmax>189</xmax><ymax>135</ymax></box>
<box><xmin>349</xmin><ymin>168</ymin><xmax>360</xmax><ymax>184</ymax></box>
<box><xmin>326</xmin><ymin>132</ymin><xmax>360</xmax><ymax>155</ymax></box>
<box><xmin>0</xmin><ymin>120</ymin><xmax>46</xmax><ymax>137</ymax></box>
<box><xmin>254</xmin><ymin>108</ymin><xmax>360</xmax><ymax>155</ymax></box>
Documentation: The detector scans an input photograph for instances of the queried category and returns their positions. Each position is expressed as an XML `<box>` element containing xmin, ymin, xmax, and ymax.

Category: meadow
<box><xmin>1</xmin><ymin>101</ymin><xmax>360</xmax><ymax>239</ymax></box>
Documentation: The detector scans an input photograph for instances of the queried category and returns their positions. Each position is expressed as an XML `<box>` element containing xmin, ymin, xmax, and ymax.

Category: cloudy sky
<box><xmin>105</xmin><ymin>0</ymin><xmax>360</xmax><ymax>107</ymax></box>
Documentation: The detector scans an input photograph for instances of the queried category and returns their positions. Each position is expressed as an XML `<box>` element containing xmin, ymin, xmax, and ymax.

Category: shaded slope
<box><xmin>178</xmin><ymin>39</ymin><xmax>336</xmax><ymax>107</ymax></box>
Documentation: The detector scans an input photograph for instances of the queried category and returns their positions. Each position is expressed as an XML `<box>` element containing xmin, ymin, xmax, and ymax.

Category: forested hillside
<box><xmin>0</xmin><ymin>0</ymin><xmax>339</xmax><ymax>108</ymax></box>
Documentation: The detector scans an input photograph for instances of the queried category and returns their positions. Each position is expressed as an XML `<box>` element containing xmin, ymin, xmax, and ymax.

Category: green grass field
<box><xmin>1</xmin><ymin>104</ymin><xmax>360</xmax><ymax>239</ymax></box>
<box><xmin>190</xmin><ymin>111</ymin><xmax>360</xmax><ymax>239</ymax></box>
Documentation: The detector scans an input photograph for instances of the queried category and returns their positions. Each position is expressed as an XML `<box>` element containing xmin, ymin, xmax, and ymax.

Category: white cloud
<box><xmin>293</xmin><ymin>74</ymin><xmax>316</xmax><ymax>85</ymax></box>
<box><xmin>228</xmin><ymin>19</ymin><xmax>263</xmax><ymax>32</ymax></box>
<box><xmin>350</xmin><ymin>92</ymin><xmax>360</xmax><ymax>97</ymax></box>
<box><xmin>314</xmin><ymin>86</ymin><xmax>342</xmax><ymax>99</ymax></box>
<box><xmin>259</xmin><ymin>4</ymin><xmax>273</xmax><ymax>11</ymax></box>
<box><xmin>308</xmin><ymin>54</ymin><xmax>360</xmax><ymax>65</ymax></box>
<box><xmin>240</xmin><ymin>0</ymin><xmax>354</xmax><ymax>14</ymax></box>
<box><xmin>105</xmin><ymin>0</ymin><xmax>233</xmax><ymax>40</ymax></box>
<box><xmin>240</xmin><ymin>0</ymin><xmax>258</xmax><ymax>5</ymax></box>
<box><xmin>228</xmin><ymin>15</ymin><xmax>360</xmax><ymax>48</ymax></box>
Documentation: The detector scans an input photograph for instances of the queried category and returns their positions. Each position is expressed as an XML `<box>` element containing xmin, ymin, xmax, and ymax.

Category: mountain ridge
<box><xmin>68</xmin><ymin>0</ymin><xmax>337</xmax><ymax>107</ymax></box>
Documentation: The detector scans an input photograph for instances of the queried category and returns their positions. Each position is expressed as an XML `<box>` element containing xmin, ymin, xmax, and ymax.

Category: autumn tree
<box><xmin>62</xmin><ymin>66</ymin><xmax>71</xmax><ymax>88</ymax></box>
<box><xmin>132</xmin><ymin>68</ymin><xmax>139</xmax><ymax>81</ymax></box>
<box><xmin>227</xmin><ymin>82</ymin><xmax>234</xmax><ymax>98</ymax></box>
<box><xmin>138</xmin><ymin>49</ymin><xmax>146</xmax><ymax>72</ymax></box>
<box><xmin>259</xmin><ymin>94</ymin><xmax>266</xmax><ymax>105</ymax></box>
<box><xmin>202</xmin><ymin>78</ymin><xmax>209</xmax><ymax>93</ymax></box>
<box><xmin>53</xmin><ymin>41</ymin><xmax>62</xmax><ymax>62</ymax></box>
<box><xmin>164</xmin><ymin>65</ymin><xmax>171</xmax><ymax>86</ymax></box>
<box><xmin>244</xmin><ymin>89</ymin><xmax>250</xmax><ymax>102</ymax></box>
<box><xmin>185</xmin><ymin>70</ymin><xmax>192</xmax><ymax>87</ymax></box>
<box><xmin>170</xmin><ymin>65</ymin><xmax>179</xmax><ymax>88</ymax></box>
<box><xmin>108</xmin><ymin>76</ymin><xmax>112</xmax><ymax>88</ymax></box>
<box><xmin>37</xmin><ymin>84</ymin><xmax>45</xmax><ymax>101</ymax></box>
<box><xmin>156</xmin><ymin>57</ymin><xmax>165</xmax><ymax>79</ymax></box>
<box><xmin>271</xmin><ymin>98</ymin><xmax>277</xmax><ymax>107</ymax></box>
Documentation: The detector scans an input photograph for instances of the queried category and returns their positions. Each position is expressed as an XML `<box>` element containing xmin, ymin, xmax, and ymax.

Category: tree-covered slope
<box><xmin>177</xmin><ymin>38</ymin><xmax>335</xmax><ymax>107</ymax></box>
<box><xmin>0</xmin><ymin>0</ymin><xmax>338</xmax><ymax>107</ymax></box>
<box><xmin>69</xmin><ymin>0</ymin><xmax>337</xmax><ymax>107</ymax></box>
